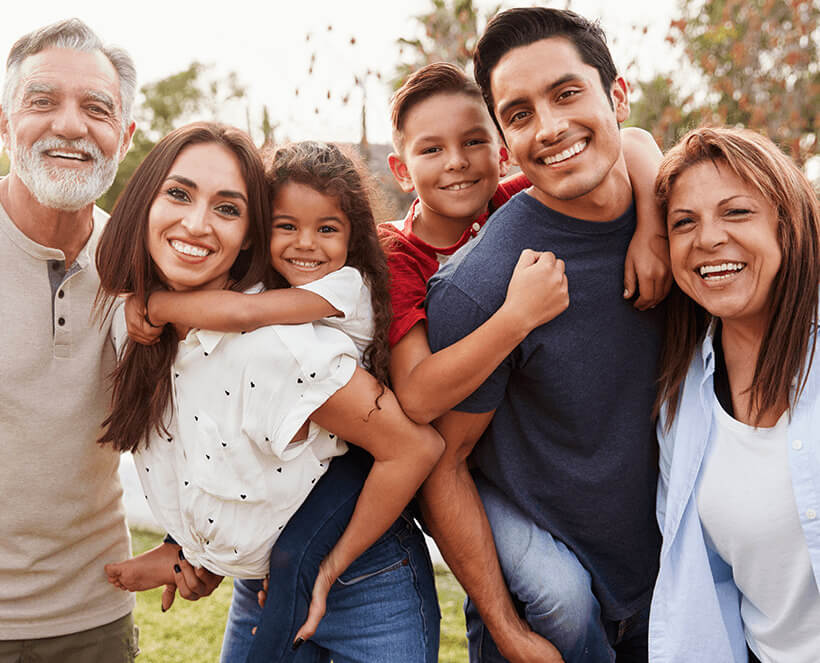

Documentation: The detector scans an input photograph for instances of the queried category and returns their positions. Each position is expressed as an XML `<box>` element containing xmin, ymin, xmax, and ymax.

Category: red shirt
<box><xmin>379</xmin><ymin>173</ymin><xmax>529</xmax><ymax>347</ymax></box>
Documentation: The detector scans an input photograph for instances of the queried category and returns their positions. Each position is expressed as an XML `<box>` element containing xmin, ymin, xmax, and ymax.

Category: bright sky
<box><xmin>1</xmin><ymin>0</ymin><xmax>682</xmax><ymax>145</ymax></box>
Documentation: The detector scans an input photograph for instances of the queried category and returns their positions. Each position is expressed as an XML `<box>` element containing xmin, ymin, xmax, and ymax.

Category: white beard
<box><xmin>9</xmin><ymin>134</ymin><xmax>120</xmax><ymax>212</ymax></box>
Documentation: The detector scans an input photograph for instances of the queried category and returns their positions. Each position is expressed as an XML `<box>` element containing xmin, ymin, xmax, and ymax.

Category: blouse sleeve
<box><xmin>296</xmin><ymin>266</ymin><xmax>364</xmax><ymax>321</ymax></box>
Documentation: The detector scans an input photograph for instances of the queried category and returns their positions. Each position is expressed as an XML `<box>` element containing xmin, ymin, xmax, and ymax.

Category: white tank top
<box><xmin>697</xmin><ymin>397</ymin><xmax>820</xmax><ymax>663</ymax></box>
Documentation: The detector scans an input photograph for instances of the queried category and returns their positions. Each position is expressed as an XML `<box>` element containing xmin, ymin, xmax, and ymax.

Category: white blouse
<box><xmin>112</xmin><ymin>293</ymin><xmax>358</xmax><ymax>578</ymax></box>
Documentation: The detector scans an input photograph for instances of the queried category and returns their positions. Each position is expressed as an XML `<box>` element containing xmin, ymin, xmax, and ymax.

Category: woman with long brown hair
<box><xmin>649</xmin><ymin>127</ymin><xmax>820</xmax><ymax>662</ymax></box>
<box><xmin>96</xmin><ymin>123</ymin><xmax>443</xmax><ymax>662</ymax></box>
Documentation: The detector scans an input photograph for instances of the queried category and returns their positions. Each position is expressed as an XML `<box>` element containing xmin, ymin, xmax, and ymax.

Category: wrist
<box><xmin>496</xmin><ymin>303</ymin><xmax>536</xmax><ymax>340</ymax></box>
<box><xmin>144</xmin><ymin>292</ymin><xmax>164</xmax><ymax>328</ymax></box>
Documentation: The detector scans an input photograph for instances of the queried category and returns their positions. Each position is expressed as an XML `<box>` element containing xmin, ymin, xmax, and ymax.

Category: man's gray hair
<box><xmin>2</xmin><ymin>18</ymin><xmax>136</xmax><ymax>130</ymax></box>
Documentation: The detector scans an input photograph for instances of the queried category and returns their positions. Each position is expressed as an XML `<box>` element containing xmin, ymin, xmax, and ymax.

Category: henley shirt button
<box><xmin>792</xmin><ymin>439</ymin><xmax>803</xmax><ymax>451</ymax></box>
<box><xmin>57</xmin><ymin>290</ymin><xmax>65</xmax><ymax>299</ymax></box>
<box><xmin>807</xmin><ymin>509</ymin><xmax>817</xmax><ymax>520</ymax></box>
<box><xmin>57</xmin><ymin>317</ymin><xmax>66</xmax><ymax>326</ymax></box>
<box><xmin>472</xmin><ymin>222</ymin><xmax>481</xmax><ymax>232</ymax></box>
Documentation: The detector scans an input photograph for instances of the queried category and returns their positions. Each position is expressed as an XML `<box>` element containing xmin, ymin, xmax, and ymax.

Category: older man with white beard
<box><xmin>0</xmin><ymin>19</ymin><xmax>139</xmax><ymax>663</ymax></box>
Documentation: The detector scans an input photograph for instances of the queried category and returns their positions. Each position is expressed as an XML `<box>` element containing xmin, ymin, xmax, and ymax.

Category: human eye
<box><xmin>420</xmin><ymin>145</ymin><xmax>441</xmax><ymax>155</ymax></box>
<box><xmin>31</xmin><ymin>97</ymin><xmax>53</xmax><ymax>108</ymax></box>
<box><xmin>725</xmin><ymin>207</ymin><xmax>752</xmax><ymax>219</ymax></box>
<box><xmin>557</xmin><ymin>87</ymin><xmax>582</xmax><ymax>102</ymax></box>
<box><xmin>507</xmin><ymin>109</ymin><xmax>531</xmax><ymax>125</ymax></box>
<box><xmin>86</xmin><ymin>104</ymin><xmax>111</xmax><ymax>117</ymax></box>
<box><xmin>465</xmin><ymin>138</ymin><xmax>489</xmax><ymax>147</ymax></box>
<box><xmin>166</xmin><ymin>187</ymin><xmax>190</xmax><ymax>202</ymax></box>
<box><xmin>273</xmin><ymin>221</ymin><xmax>296</xmax><ymax>231</ymax></box>
<box><xmin>318</xmin><ymin>224</ymin><xmax>339</xmax><ymax>234</ymax></box>
<box><xmin>215</xmin><ymin>203</ymin><xmax>242</xmax><ymax>217</ymax></box>
<box><xmin>669</xmin><ymin>215</ymin><xmax>694</xmax><ymax>231</ymax></box>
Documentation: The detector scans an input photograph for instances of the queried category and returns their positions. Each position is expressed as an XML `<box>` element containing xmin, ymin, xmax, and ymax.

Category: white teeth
<box><xmin>170</xmin><ymin>240</ymin><xmax>210</xmax><ymax>257</ymax></box>
<box><xmin>442</xmin><ymin>181</ymin><xmax>476</xmax><ymax>191</ymax></box>
<box><xmin>542</xmin><ymin>140</ymin><xmax>587</xmax><ymax>165</ymax></box>
<box><xmin>47</xmin><ymin>150</ymin><xmax>87</xmax><ymax>160</ymax></box>
<box><xmin>288</xmin><ymin>259</ymin><xmax>321</xmax><ymax>268</ymax></box>
<box><xmin>698</xmin><ymin>262</ymin><xmax>745</xmax><ymax>278</ymax></box>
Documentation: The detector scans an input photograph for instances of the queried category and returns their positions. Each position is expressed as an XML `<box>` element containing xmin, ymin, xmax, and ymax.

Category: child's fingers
<box><xmin>257</xmin><ymin>575</ymin><xmax>269</xmax><ymax>608</ymax></box>
<box><xmin>161</xmin><ymin>583</ymin><xmax>176</xmax><ymax>612</ymax></box>
<box><xmin>293</xmin><ymin>593</ymin><xmax>327</xmax><ymax>648</ymax></box>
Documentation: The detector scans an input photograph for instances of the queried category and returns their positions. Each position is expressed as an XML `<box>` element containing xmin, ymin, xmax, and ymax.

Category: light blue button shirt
<box><xmin>649</xmin><ymin>320</ymin><xmax>820</xmax><ymax>662</ymax></box>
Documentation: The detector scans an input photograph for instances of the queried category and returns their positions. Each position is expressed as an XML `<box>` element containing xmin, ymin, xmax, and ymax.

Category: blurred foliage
<box><xmin>0</xmin><ymin>150</ymin><xmax>8</xmax><ymax>177</ymax></box>
<box><xmin>98</xmin><ymin>63</ymin><xmax>247</xmax><ymax>212</ymax></box>
<box><xmin>391</xmin><ymin>0</ymin><xmax>500</xmax><ymax>89</ymax></box>
<box><xmin>631</xmin><ymin>0</ymin><xmax>818</xmax><ymax>164</ymax></box>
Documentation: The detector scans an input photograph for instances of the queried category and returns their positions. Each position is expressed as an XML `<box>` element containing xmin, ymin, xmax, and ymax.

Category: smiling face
<box><xmin>667</xmin><ymin>160</ymin><xmax>782</xmax><ymax>333</ymax></box>
<box><xmin>146</xmin><ymin>142</ymin><xmax>250</xmax><ymax>292</ymax></box>
<box><xmin>0</xmin><ymin>47</ymin><xmax>133</xmax><ymax>211</ymax></box>
<box><xmin>490</xmin><ymin>37</ymin><xmax>629</xmax><ymax>218</ymax></box>
<box><xmin>269</xmin><ymin>181</ymin><xmax>351</xmax><ymax>286</ymax></box>
<box><xmin>390</xmin><ymin>92</ymin><xmax>507</xmax><ymax>230</ymax></box>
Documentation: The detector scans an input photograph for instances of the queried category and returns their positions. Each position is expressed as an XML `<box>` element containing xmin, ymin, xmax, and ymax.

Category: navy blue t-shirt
<box><xmin>426</xmin><ymin>191</ymin><xmax>663</xmax><ymax>620</ymax></box>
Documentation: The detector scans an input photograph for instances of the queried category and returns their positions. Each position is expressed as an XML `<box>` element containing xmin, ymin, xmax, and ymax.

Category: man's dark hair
<box><xmin>390</xmin><ymin>62</ymin><xmax>483</xmax><ymax>152</ymax></box>
<box><xmin>474</xmin><ymin>7</ymin><xmax>617</xmax><ymax>127</ymax></box>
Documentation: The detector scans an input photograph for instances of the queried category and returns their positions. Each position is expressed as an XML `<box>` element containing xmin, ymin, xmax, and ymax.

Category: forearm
<box><xmin>419</xmin><ymin>455</ymin><xmax>529</xmax><ymax>653</ymax></box>
<box><xmin>318</xmin><ymin>450</ymin><xmax>435</xmax><ymax>582</ymax></box>
<box><xmin>396</xmin><ymin>307</ymin><xmax>527</xmax><ymax>424</ymax></box>
<box><xmin>621</xmin><ymin>127</ymin><xmax>664</xmax><ymax>237</ymax></box>
<box><xmin>148</xmin><ymin>288</ymin><xmax>338</xmax><ymax>332</ymax></box>
<box><xmin>309</xmin><ymin>369</ymin><xmax>444</xmax><ymax>581</ymax></box>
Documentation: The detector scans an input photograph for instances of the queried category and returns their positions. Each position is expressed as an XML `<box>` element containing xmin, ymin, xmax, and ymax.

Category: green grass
<box><xmin>131</xmin><ymin>528</ymin><xmax>468</xmax><ymax>662</ymax></box>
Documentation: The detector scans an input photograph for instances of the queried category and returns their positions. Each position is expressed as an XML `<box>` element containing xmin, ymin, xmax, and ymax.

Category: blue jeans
<box><xmin>468</xmin><ymin>476</ymin><xmax>648</xmax><ymax>663</ymax></box>
<box><xmin>220</xmin><ymin>448</ymin><xmax>440</xmax><ymax>663</ymax></box>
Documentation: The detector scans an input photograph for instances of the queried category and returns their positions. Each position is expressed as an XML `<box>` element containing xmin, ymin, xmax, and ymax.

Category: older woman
<box><xmin>649</xmin><ymin>127</ymin><xmax>820</xmax><ymax>662</ymax></box>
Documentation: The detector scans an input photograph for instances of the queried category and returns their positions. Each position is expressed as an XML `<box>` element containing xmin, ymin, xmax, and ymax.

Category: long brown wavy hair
<box><xmin>264</xmin><ymin>141</ymin><xmax>392</xmax><ymax>390</ymax></box>
<box><xmin>654</xmin><ymin>127</ymin><xmax>820</xmax><ymax>429</ymax></box>
<box><xmin>96</xmin><ymin>122</ymin><xmax>270</xmax><ymax>452</ymax></box>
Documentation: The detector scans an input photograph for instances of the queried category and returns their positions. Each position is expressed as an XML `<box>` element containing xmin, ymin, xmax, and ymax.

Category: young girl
<box><xmin>98</xmin><ymin>129</ymin><xmax>444</xmax><ymax>663</ymax></box>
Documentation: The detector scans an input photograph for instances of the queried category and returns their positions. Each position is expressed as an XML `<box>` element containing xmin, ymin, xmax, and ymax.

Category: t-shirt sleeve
<box><xmin>241</xmin><ymin>323</ymin><xmax>357</xmax><ymax>459</ymax></box>
<box><xmin>386</xmin><ymin>241</ymin><xmax>431</xmax><ymax>347</ymax></box>
<box><xmin>296</xmin><ymin>266</ymin><xmax>364</xmax><ymax>321</ymax></box>
<box><xmin>425</xmin><ymin>279</ymin><xmax>512</xmax><ymax>413</ymax></box>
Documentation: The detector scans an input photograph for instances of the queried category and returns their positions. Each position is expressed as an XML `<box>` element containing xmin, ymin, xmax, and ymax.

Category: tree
<box><xmin>391</xmin><ymin>0</ymin><xmax>500</xmax><ymax>89</ymax></box>
<box><xmin>634</xmin><ymin>0</ymin><xmax>818</xmax><ymax>165</ymax></box>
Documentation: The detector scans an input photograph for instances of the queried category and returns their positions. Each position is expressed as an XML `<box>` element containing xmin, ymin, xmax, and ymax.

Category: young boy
<box><xmin>380</xmin><ymin>61</ymin><xmax>668</xmax><ymax>425</ymax></box>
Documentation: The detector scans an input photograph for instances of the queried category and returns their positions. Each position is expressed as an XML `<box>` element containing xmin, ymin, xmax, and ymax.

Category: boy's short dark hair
<box><xmin>390</xmin><ymin>62</ymin><xmax>484</xmax><ymax>152</ymax></box>
<box><xmin>474</xmin><ymin>7</ymin><xmax>617</xmax><ymax>127</ymax></box>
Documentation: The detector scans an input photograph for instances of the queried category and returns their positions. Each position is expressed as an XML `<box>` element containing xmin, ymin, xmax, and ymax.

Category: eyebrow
<box><xmin>496</xmin><ymin>73</ymin><xmax>582</xmax><ymax>118</ymax></box>
<box><xmin>166</xmin><ymin>175</ymin><xmax>248</xmax><ymax>203</ymax></box>
<box><xmin>414</xmin><ymin>124</ymin><xmax>492</xmax><ymax>144</ymax></box>
<box><xmin>670</xmin><ymin>195</ymin><xmax>751</xmax><ymax>215</ymax></box>
<box><xmin>85</xmin><ymin>90</ymin><xmax>115</xmax><ymax>113</ymax></box>
<box><xmin>272</xmin><ymin>213</ymin><xmax>346</xmax><ymax>223</ymax></box>
<box><xmin>21</xmin><ymin>82</ymin><xmax>56</xmax><ymax>98</ymax></box>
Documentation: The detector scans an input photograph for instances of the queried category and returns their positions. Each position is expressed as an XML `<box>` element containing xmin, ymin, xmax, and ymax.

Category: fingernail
<box><xmin>623</xmin><ymin>288</ymin><xmax>630</xmax><ymax>297</ymax></box>
<box><xmin>161</xmin><ymin>606</ymin><xmax>167</xmax><ymax>613</ymax></box>
<box><xmin>292</xmin><ymin>637</ymin><xmax>304</xmax><ymax>650</ymax></box>
<box><xmin>173</xmin><ymin>564</ymin><xmax>181</xmax><ymax>573</ymax></box>
<box><xmin>178</xmin><ymin>549</ymin><xmax>185</xmax><ymax>561</ymax></box>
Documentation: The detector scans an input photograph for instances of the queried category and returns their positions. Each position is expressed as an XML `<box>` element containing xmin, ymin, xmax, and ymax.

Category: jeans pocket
<box><xmin>336</xmin><ymin>557</ymin><xmax>409</xmax><ymax>586</ymax></box>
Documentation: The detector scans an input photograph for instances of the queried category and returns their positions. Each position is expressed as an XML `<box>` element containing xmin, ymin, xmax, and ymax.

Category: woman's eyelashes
<box><xmin>165</xmin><ymin>186</ymin><xmax>242</xmax><ymax>218</ymax></box>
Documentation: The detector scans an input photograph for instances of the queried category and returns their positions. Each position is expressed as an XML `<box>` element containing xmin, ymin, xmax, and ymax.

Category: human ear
<box><xmin>119</xmin><ymin>121</ymin><xmax>136</xmax><ymax>162</ymax></box>
<box><xmin>498</xmin><ymin>145</ymin><xmax>511</xmax><ymax>178</ymax></box>
<box><xmin>388</xmin><ymin>153</ymin><xmax>415</xmax><ymax>194</ymax></box>
<box><xmin>610</xmin><ymin>77</ymin><xmax>630</xmax><ymax>124</ymax></box>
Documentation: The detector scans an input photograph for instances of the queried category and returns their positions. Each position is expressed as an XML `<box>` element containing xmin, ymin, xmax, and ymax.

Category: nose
<box><xmin>695</xmin><ymin>217</ymin><xmax>728</xmax><ymax>250</ymax></box>
<box><xmin>534</xmin><ymin>104</ymin><xmax>568</xmax><ymax>144</ymax></box>
<box><xmin>180</xmin><ymin>204</ymin><xmax>211</xmax><ymax>236</ymax></box>
<box><xmin>50</xmin><ymin>102</ymin><xmax>89</xmax><ymax>140</ymax></box>
<box><xmin>445</xmin><ymin>147</ymin><xmax>469</xmax><ymax>171</ymax></box>
<box><xmin>294</xmin><ymin>227</ymin><xmax>316</xmax><ymax>249</ymax></box>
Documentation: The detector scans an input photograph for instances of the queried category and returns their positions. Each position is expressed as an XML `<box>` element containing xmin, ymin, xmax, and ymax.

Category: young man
<box><xmin>422</xmin><ymin>8</ymin><xmax>666</xmax><ymax>662</ymax></box>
